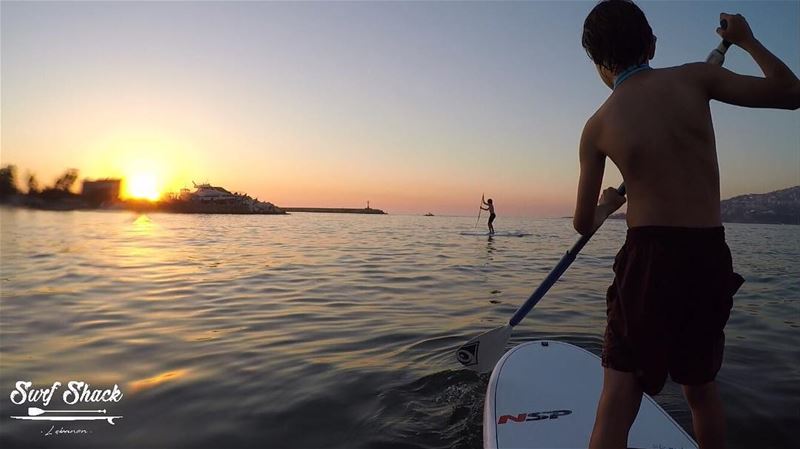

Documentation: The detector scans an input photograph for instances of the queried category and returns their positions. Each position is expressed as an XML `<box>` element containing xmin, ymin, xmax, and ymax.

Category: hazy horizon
<box><xmin>2</xmin><ymin>1</ymin><xmax>799</xmax><ymax>217</ymax></box>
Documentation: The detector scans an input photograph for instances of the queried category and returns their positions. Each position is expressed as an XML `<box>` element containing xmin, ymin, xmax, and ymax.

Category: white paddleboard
<box><xmin>485</xmin><ymin>340</ymin><xmax>697</xmax><ymax>449</ymax></box>
<box><xmin>460</xmin><ymin>231</ymin><xmax>531</xmax><ymax>237</ymax></box>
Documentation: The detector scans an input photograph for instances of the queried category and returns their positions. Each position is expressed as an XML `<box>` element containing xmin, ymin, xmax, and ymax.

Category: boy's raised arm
<box><xmin>692</xmin><ymin>13</ymin><xmax>800</xmax><ymax>110</ymax></box>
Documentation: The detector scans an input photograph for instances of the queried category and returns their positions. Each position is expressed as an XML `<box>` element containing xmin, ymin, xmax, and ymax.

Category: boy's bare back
<box><xmin>587</xmin><ymin>65</ymin><xmax>723</xmax><ymax>227</ymax></box>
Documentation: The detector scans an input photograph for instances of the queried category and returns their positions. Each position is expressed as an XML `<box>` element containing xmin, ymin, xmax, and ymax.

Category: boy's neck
<box><xmin>613</xmin><ymin>63</ymin><xmax>652</xmax><ymax>89</ymax></box>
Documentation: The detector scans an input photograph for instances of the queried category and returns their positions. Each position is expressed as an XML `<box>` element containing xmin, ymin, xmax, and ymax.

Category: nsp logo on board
<box><xmin>497</xmin><ymin>409</ymin><xmax>572</xmax><ymax>424</ymax></box>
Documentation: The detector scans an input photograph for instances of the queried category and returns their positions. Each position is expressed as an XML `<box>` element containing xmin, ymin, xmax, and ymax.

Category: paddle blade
<box><xmin>456</xmin><ymin>325</ymin><xmax>512</xmax><ymax>373</ymax></box>
<box><xmin>28</xmin><ymin>407</ymin><xmax>44</xmax><ymax>416</ymax></box>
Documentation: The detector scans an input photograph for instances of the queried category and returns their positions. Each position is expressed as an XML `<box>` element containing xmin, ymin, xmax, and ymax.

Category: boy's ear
<box><xmin>648</xmin><ymin>35</ymin><xmax>657</xmax><ymax>61</ymax></box>
<box><xmin>596</xmin><ymin>64</ymin><xmax>614</xmax><ymax>90</ymax></box>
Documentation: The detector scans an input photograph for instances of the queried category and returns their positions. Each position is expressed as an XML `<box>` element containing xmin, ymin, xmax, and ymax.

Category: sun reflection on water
<box><xmin>128</xmin><ymin>369</ymin><xmax>190</xmax><ymax>394</ymax></box>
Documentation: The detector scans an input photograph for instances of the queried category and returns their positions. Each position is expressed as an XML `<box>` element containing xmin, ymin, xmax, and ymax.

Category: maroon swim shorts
<box><xmin>601</xmin><ymin>226</ymin><xmax>744</xmax><ymax>395</ymax></box>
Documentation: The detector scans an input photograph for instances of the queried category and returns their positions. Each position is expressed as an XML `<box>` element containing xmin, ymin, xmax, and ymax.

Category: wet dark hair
<box><xmin>582</xmin><ymin>0</ymin><xmax>654</xmax><ymax>73</ymax></box>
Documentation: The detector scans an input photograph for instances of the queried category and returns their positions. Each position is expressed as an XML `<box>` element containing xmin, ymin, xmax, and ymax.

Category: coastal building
<box><xmin>82</xmin><ymin>178</ymin><xmax>121</xmax><ymax>206</ymax></box>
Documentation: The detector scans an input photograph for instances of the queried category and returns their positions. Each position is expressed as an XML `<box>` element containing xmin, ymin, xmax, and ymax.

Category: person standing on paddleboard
<box><xmin>480</xmin><ymin>198</ymin><xmax>496</xmax><ymax>234</ymax></box>
<box><xmin>575</xmin><ymin>1</ymin><xmax>799</xmax><ymax>448</ymax></box>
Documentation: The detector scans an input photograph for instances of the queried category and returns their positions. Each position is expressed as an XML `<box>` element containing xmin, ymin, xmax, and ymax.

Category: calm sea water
<box><xmin>1</xmin><ymin>207</ymin><xmax>797</xmax><ymax>449</ymax></box>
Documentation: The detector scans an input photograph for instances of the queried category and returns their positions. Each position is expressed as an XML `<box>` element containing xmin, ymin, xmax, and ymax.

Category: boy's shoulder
<box><xmin>656</xmin><ymin>62</ymin><xmax>714</xmax><ymax>83</ymax></box>
<box><xmin>582</xmin><ymin>109</ymin><xmax>603</xmax><ymax>139</ymax></box>
<box><xmin>584</xmin><ymin>101</ymin><xmax>611</xmax><ymax>138</ymax></box>
<box><xmin>589</xmin><ymin>63</ymin><xmax>711</xmax><ymax>120</ymax></box>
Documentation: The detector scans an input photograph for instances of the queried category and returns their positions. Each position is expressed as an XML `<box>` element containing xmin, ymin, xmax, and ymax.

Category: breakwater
<box><xmin>283</xmin><ymin>207</ymin><xmax>386</xmax><ymax>214</ymax></box>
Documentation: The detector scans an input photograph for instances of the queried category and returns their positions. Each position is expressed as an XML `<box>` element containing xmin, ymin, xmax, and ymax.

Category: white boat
<box><xmin>169</xmin><ymin>182</ymin><xmax>284</xmax><ymax>214</ymax></box>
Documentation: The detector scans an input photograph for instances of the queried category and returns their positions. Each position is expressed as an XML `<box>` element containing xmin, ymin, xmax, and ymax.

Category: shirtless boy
<box><xmin>573</xmin><ymin>1</ymin><xmax>799</xmax><ymax>448</ymax></box>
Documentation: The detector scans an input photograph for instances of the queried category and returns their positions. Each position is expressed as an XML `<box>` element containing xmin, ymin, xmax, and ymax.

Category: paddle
<box><xmin>27</xmin><ymin>407</ymin><xmax>107</xmax><ymax>416</ymax></box>
<box><xmin>707</xmin><ymin>19</ymin><xmax>732</xmax><ymax>65</ymax></box>
<box><xmin>456</xmin><ymin>21</ymin><xmax>731</xmax><ymax>373</ymax></box>
<box><xmin>474</xmin><ymin>193</ymin><xmax>484</xmax><ymax>228</ymax></box>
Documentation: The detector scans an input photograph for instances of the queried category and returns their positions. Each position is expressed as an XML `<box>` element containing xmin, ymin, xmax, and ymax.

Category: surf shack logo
<box><xmin>9</xmin><ymin>381</ymin><xmax>124</xmax><ymax>426</ymax></box>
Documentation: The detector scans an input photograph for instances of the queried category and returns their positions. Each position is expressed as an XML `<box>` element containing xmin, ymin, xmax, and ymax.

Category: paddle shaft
<box><xmin>510</xmin><ymin>23</ymin><xmax>732</xmax><ymax>328</ymax></box>
<box><xmin>474</xmin><ymin>194</ymin><xmax>484</xmax><ymax>228</ymax></box>
<box><xmin>28</xmin><ymin>407</ymin><xmax>105</xmax><ymax>416</ymax></box>
<box><xmin>509</xmin><ymin>183</ymin><xmax>623</xmax><ymax>326</ymax></box>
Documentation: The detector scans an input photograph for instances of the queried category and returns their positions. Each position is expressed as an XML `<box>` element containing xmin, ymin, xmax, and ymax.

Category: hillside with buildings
<box><xmin>720</xmin><ymin>186</ymin><xmax>799</xmax><ymax>225</ymax></box>
<box><xmin>609</xmin><ymin>186</ymin><xmax>799</xmax><ymax>225</ymax></box>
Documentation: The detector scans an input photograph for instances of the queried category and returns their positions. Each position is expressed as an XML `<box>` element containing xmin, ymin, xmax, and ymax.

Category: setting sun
<box><xmin>126</xmin><ymin>172</ymin><xmax>161</xmax><ymax>201</ymax></box>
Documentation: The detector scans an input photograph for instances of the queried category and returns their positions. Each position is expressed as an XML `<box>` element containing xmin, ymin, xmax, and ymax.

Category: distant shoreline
<box><xmin>282</xmin><ymin>207</ymin><xmax>386</xmax><ymax>215</ymax></box>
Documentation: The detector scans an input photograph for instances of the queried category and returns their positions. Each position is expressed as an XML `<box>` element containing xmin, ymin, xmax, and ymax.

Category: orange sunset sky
<box><xmin>2</xmin><ymin>1</ymin><xmax>798</xmax><ymax>216</ymax></box>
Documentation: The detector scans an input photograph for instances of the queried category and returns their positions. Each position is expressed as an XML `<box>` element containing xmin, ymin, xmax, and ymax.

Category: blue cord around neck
<box><xmin>613</xmin><ymin>63</ymin><xmax>651</xmax><ymax>90</ymax></box>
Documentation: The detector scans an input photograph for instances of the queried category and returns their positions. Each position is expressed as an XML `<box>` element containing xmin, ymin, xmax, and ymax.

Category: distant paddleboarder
<box><xmin>576</xmin><ymin>2</ymin><xmax>797</xmax><ymax>448</ymax></box>
<box><xmin>480</xmin><ymin>198</ymin><xmax>496</xmax><ymax>234</ymax></box>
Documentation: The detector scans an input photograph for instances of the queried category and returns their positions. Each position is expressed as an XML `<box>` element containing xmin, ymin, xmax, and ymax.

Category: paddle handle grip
<box><xmin>707</xmin><ymin>20</ymin><xmax>732</xmax><ymax>65</ymax></box>
<box><xmin>720</xmin><ymin>18</ymin><xmax>732</xmax><ymax>48</ymax></box>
